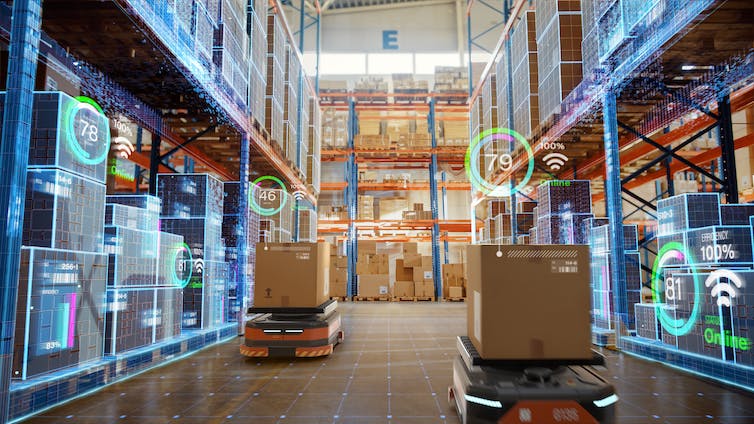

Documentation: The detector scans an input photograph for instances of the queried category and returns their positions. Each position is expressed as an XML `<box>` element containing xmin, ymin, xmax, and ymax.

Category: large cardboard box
<box><xmin>404</xmin><ymin>253</ymin><xmax>422</xmax><ymax>267</ymax></box>
<box><xmin>255</xmin><ymin>242</ymin><xmax>331</xmax><ymax>308</ymax></box>
<box><xmin>394</xmin><ymin>280</ymin><xmax>415</xmax><ymax>297</ymax></box>
<box><xmin>403</xmin><ymin>242</ymin><xmax>418</xmax><ymax>255</ymax></box>
<box><xmin>335</xmin><ymin>256</ymin><xmax>348</xmax><ymax>268</ymax></box>
<box><xmin>420</xmin><ymin>256</ymin><xmax>433</xmax><ymax>268</ymax></box>
<box><xmin>413</xmin><ymin>267</ymin><xmax>433</xmax><ymax>282</ymax></box>
<box><xmin>358</xmin><ymin>274</ymin><xmax>390</xmax><ymax>297</ymax></box>
<box><xmin>466</xmin><ymin>244</ymin><xmax>592</xmax><ymax>360</ymax></box>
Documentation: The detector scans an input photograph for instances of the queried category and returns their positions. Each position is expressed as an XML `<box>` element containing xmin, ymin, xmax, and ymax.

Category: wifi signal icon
<box><xmin>194</xmin><ymin>258</ymin><xmax>205</xmax><ymax>275</ymax></box>
<box><xmin>292</xmin><ymin>190</ymin><xmax>306</xmax><ymax>201</ymax></box>
<box><xmin>705</xmin><ymin>269</ymin><xmax>743</xmax><ymax>307</ymax></box>
<box><xmin>543</xmin><ymin>152</ymin><xmax>569</xmax><ymax>170</ymax></box>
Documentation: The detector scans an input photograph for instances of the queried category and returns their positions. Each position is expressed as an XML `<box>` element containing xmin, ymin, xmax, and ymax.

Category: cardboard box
<box><xmin>403</xmin><ymin>242</ymin><xmax>418</xmax><ymax>255</ymax></box>
<box><xmin>356</xmin><ymin>258</ymin><xmax>370</xmax><ymax>274</ymax></box>
<box><xmin>332</xmin><ymin>268</ymin><xmax>348</xmax><ymax>283</ymax></box>
<box><xmin>448</xmin><ymin>286</ymin><xmax>464</xmax><ymax>298</ymax></box>
<box><xmin>330</xmin><ymin>280</ymin><xmax>348</xmax><ymax>297</ymax></box>
<box><xmin>404</xmin><ymin>253</ymin><xmax>422</xmax><ymax>267</ymax></box>
<box><xmin>254</xmin><ymin>242</ymin><xmax>331</xmax><ymax>308</ymax></box>
<box><xmin>421</xmin><ymin>256</ymin><xmax>433</xmax><ymax>268</ymax></box>
<box><xmin>442</xmin><ymin>263</ymin><xmax>466</xmax><ymax>286</ymax></box>
<box><xmin>395</xmin><ymin>259</ymin><xmax>414</xmax><ymax>281</ymax></box>
<box><xmin>358</xmin><ymin>240</ymin><xmax>377</xmax><ymax>254</ymax></box>
<box><xmin>414</xmin><ymin>281</ymin><xmax>434</xmax><ymax>297</ymax></box>
<box><xmin>335</xmin><ymin>256</ymin><xmax>348</xmax><ymax>268</ymax></box>
<box><xmin>466</xmin><ymin>245</ymin><xmax>592</xmax><ymax>360</ymax></box>
<box><xmin>358</xmin><ymin>275</ymin><xmax>390</xmax><ymax>297</ymax></box>
<box><xmin>394</xmin><ymin>281</ymin><xmax>415</xmax><ymax>297</ymax></box>
<box><xmin>413</xmin><ymin>267</ymin><xmax>433</xmax><ymax>282</ymax></box>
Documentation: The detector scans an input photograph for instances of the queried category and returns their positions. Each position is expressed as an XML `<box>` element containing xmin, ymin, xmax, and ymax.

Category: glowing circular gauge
<box><xmin>651</xmin><ymin>241</ymin><xmax>701</xmax><ymax>337</ymax></box>
<box><xmin>464</xmin><ymin>127</ymin><xmax>534</xmax><ymax>197</ymax></box>
<box><xmin>64</xmin><ymin>96</ymin><xmax>111</xmax><ymax>165</ymax></box>
<box><xmin>171</xmin><ymin>242</ymin><xmax>193</xmax><ymax>288</ymax></box>
<box><xmin>249</xmin><ymin>175</ymin><xmax>288</xmax><ymax>216</ymax></box>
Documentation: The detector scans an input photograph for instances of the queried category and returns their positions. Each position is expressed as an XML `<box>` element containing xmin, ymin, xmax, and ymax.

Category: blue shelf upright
<box><xmin>428</xmin><ymin>100</ymin><xmax>442</xmax><ymax>297</ymax></box>
<box><xmin>0</xmin><ymin>1</ymin><xmax>42</xmax><ymax>421</ymax></box>
<box><xmin>346</xmin><ymin>98</ymin><xmax>358</xmax><ymax>297</ymax></box>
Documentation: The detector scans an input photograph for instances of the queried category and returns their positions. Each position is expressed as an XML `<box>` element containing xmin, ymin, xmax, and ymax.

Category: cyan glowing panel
<box><xmin>13</xmin><ymin>247</ymin><xmax>107</xmax><ymax>380</ymax></box>
<box><xmin>0</xmin><ymin>92</ymin><xmax>111</xmax><ymax>184</ymax></box>
<box><xmin>23</xmin><ymin>168</ymin><xmax>106</xmax><ymax>253</ymax></box>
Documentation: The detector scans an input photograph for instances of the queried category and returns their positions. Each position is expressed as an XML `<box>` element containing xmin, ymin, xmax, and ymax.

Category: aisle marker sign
<box><xmin>383</xmin><ymin>30</ymin><xmax>399</xmax><ymax>50</ymax></box>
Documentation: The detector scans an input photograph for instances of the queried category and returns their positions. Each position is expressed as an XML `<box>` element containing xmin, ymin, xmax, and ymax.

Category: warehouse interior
<box><xmin>0</xmin><ymin>0</ymin><xmax>753</xmax><ymax>422</ymax></box>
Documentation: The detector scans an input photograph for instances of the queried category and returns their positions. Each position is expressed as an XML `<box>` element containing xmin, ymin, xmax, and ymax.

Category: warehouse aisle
<box><xmin>24</xmin><ymin>303</ymin><xmax>754</xmax><ymax>424</ymax></box>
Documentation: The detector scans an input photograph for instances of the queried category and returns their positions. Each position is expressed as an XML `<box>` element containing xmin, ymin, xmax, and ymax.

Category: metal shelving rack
<box><xmin>0</xmin><ymin>0</ymin><xmax>322</xmax><ymax>419</ymax></box>
<box><xmin>319</xmin><ymin>92</ymin><xmax>469</xmax><ymax>298</ymax></box>
<box><xmin>468</xmin><ymin>0</ymin><xmax>754</xmax><ymax>388</ymax></box>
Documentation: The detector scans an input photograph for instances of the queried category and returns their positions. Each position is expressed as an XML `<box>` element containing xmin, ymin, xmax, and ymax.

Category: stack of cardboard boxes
<box><xmin>358</xmin><ymin>195</ymin><xmax>375</xmax><ymax>220</ymax></box>
<box><xmin>329</xmin><ymin>254</ymin><xmax>349</xmax><ymax>298</ymax></box>
<box><xmin>442</xmin><ymin>263</ymin><xmax>466</xmax><ymax>299</ymax></box>
<box><xmin>356</xmin><ymin>241</ymin><xmax>390</xmax><ymax>298</ymax></box>
<box><xmin>393</xmin><ymin>243</ymin><xmax>434</xmax><ymax>299</ymax></box>
<box><xmin>433</xmin><ymin>66</ymin><xmax>469</xmax><ymax>93</ymax></box>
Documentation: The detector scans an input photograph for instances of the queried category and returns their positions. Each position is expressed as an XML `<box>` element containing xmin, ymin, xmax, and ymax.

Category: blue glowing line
<box><xmin>464</xmin><ymin>394</ymin><xmax>503</xmax><ymax>408</ymax></box>
<box><xmin>593</xmin><ymin>394</ymin><xmax>619</xmax><ymax>408</ymax></box>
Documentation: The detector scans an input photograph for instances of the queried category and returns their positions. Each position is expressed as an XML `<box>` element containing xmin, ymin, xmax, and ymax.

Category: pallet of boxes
<box><xmin>448</xmin><ymin>244</ymin><xmax>617</xmax><ymax>423</ymax></box>
<box><xmin>355</xmin><ymin>241</ymin><xmax>391</xmax><ymax>301</ymax></box>
<box><xmin>393</xmin><ymin>242</ymin><xmax>435</xmax><ymax>301</ymax></box>
<box><xmin>442</xmin><ymin>263</ymin><xmax>466</xmax><ymax>301</ymax></box>
<box><xmin>330</xmin><ymin>251</ymin><xmax>349</xmax><ymax>300</ymax></box>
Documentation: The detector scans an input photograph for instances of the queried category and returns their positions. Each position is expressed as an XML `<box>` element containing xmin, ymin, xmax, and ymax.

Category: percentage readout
<box><xmin>700</xmin><ymin>244</ymin><xmax>736</xmax><ymax>261</ymax></box>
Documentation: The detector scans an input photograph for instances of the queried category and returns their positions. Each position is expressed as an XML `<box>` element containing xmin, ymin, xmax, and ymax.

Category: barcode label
<box><xmin>551</xmin><ymin>260</ymin><xmax>578</xmax><ymax>273</ymax></box>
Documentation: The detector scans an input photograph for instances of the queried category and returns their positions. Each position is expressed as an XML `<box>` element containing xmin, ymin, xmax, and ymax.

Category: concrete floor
<box><xmin>24</xmin><ymin>302</ymin><xmax>754</xmax><ymax>423</ymax></box>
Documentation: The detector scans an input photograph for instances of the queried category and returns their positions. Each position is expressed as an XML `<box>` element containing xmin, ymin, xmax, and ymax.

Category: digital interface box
<box><xmin>105</xmin><ymin>199</ymin><xmax>159</xmax><ymax>232</ymax></box>
<box><xmin>104</xmin><ymin>225</ymin><xmax>159</xmax><ymax>287</ymax></box>
<box><xmin>157</xmin><ymin>173</ymin><xmax>224</xmax><ymax>218</ymax></box>
<box><xmin>23</xmin><ymin>168</ymin><xmax>106</xmax><ymax>253</ymax></box>
<box><xmin>0</xmin><ymin>91</ymin><xmax>111</xmax><ymax>184</ymax></box>
<box><xmin>13</xmin><ymin>247</ymin><xmax>107</xmax><ymax>380</ymax></box>
<box><xmin>104</xmin><ymin>286</ymin><xmax>183</xmax><ymax>354</ymax></box>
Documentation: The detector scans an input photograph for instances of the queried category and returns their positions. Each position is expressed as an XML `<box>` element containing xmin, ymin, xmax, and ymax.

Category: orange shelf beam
<box><xmin>318</xmin><ymin>219</ymin><xmax>472</xmax><ymax>232</ymax></box>
<box><xmin>573</xmin><ymin>83</ymin><xmax>754</xmax><ymax>181</ymax></box>
<box><xmin>593</xmin><ymin>132</ymin><xmax>754</xmax><ymax>202</ymax></box>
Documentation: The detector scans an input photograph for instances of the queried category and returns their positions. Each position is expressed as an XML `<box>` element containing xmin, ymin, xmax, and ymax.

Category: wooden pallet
<box><xmin>330</xmin><ymin>296</ymin><xmax>350</xmax><ymax>302</ymax></box>
<box><xmin>393</xmin><ymin>296</ymin><xmax>435</xmax><ymax>302</ymax></box>
<box><xmin>443</xmin><ymin>297</ymin><xmax>466</xmax><ymax>302</ymax></box>
<box><xmin>353</xmin><ymin>296</ymin><xmax>392</xmax><ymax>302</ymax></box>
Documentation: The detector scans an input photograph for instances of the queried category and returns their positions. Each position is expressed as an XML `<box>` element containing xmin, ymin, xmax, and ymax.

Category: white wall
<box><xmin>283</xmin><ymin>0</ymin><xmax>503</xmax><ymax>73</ymax></box>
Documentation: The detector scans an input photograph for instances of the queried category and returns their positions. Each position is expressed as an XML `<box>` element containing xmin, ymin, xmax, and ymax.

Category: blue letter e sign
<box><xmin>382</xmin><ymin>30</ymin><xmax>398</xmax><ymax>50</ymax></box>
